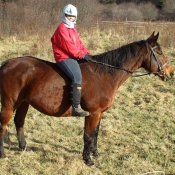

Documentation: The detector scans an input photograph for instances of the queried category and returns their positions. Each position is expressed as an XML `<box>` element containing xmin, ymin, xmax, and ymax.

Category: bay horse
<box><xmin>0</xmin><ymin>32</ymin><xmax>174</xmax><ymax>166</ymax></box>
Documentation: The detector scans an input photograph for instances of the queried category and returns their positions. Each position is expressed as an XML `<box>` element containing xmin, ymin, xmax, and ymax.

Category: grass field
<box><xmin>0</xmin><ymin>22</ymin><xmax>175</xmax><ymax>175</ymax></box>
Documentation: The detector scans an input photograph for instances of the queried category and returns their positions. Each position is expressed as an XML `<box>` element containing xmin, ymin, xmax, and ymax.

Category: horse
<box><xmin>0</xmin><ymin>32</ymin><xmax>174</xmax><ymax>166</ymax></box>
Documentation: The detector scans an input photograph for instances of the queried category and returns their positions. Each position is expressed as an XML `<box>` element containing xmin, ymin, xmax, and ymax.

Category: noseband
<box><xmin>148</xmin><ymin>43</ymin><xmax>170</xmax><ymax>80</ymax></box>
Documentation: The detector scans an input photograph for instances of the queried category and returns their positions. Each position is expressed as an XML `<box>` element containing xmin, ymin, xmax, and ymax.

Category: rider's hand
<box><xmin>83</xmin><ymin>54</ymin><xmax>91</xmax><ymax>62</ymax></box>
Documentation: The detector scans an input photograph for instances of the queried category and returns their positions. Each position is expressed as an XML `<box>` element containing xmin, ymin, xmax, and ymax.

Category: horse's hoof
<box><xmin>19</xmin><ymin>142</ymin><xmax>27</xmax><ymax>151</ymax></box>
<box><xmin>93</xmin><ymin>152</ymin><xmax>102</xmax><ymax>160</ymax></box>
<box><xmin>93</xmin><ymin>151</ymin><xmax>100</xmax><ymax>157</ymax></box>
<box><xmin>84</xmin><ymin>158</ymin><xmax>94</xmax><ymax>166</ymax></box>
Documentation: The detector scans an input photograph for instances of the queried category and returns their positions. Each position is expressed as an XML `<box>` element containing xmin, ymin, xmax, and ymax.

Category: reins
<box><xmin>89</xmin><ymin>43</ymin><xmax>169</xmax><ymax>78</ymax></box>
<box><xmin>88</xmin><ymin>59</ymin><xmax>134</xmax><ymax>73</ymax></box>
<box><xmin>89</xmin><ymin>59</ymin><xmax>152</xmax><ymax>77</ymax></box>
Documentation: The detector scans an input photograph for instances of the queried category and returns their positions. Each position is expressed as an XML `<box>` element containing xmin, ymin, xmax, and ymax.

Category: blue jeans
<box><xmin>56</xmin><ymin>58</ymin><xmax>82</xmax><ymax>85</ymax></box>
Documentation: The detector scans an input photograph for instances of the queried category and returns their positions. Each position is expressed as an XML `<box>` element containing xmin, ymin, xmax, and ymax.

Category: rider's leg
<box><xmin>56</xmin><ymin>59</ymin><xmax>89</xmax><ymax>116</ymax></box>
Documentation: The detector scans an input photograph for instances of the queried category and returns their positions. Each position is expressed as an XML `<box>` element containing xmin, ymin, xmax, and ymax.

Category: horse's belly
<box><xmin>27</xmin><ymin>84</ymin><xmax>72</xmax><ymax>117</ymax></box>
<box><xmin>29</xmin><ymin>100</ymin><xmax>73</xmax><ymax>117</ymax></box>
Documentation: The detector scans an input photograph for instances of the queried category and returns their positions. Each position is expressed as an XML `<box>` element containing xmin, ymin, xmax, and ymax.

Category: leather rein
<box><xmin>89</xmin><ymin>43</ymin><xmax>169</xmax><ymax>79</ymax></box>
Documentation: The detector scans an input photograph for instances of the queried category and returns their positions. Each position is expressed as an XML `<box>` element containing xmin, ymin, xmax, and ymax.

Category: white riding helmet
<box><xmin>64</xmin><ymin>4</ymin><xmax>77</xmax><ymax>17</ymax></box>
<box><xmin>62</xmin><ymin>4</ymin><xmax>77</xmax><ymax>28</ymax></box>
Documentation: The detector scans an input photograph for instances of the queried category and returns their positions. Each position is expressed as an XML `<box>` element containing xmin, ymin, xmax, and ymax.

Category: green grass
<box><xmin>0</xmin><ymin>25</ymin><xmax>175</xmax><ymax>175</ymax></box>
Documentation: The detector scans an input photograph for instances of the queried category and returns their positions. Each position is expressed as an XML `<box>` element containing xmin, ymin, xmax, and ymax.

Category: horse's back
<box><xmin>1</xmin><ymin>56</ymin><xmax>56</xmax><ymax>75</ymax></box>
<box><xmin>0</xmin><ymin>56</ymin><xmax>69</xmax><ymax>84</ymax></box>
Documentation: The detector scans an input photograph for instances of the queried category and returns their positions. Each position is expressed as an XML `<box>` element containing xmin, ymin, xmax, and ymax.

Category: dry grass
<box><xmin>0</xmin><ymin>23</ymin><xmax>175</xmax><ymax>174</ymax></box>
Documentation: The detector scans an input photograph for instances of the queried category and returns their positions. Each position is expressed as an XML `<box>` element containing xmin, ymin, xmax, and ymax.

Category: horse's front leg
<box><xmin>83</xmin><ymin>113</ymin><xmax>102</xmax><ymax>166</ymax></box>
<box><xmin>91</xmin><ymin>121</ymin><xmax>101</xmax><ymax>158</ymax></box>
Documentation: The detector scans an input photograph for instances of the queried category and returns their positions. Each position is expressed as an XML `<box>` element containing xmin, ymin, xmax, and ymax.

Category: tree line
<box><xmin>99</xmin><ymin>0</ymin><xmax>166</xmax><ymax>8</ymax></box>
<box><xmin>1</xmin><ymin>0</ymin><xmax>167</xmax><ymax>9</ymax></box>
<box><xmin>0</xmin><ymin>0</ymin><xmax>175</xmax><ymax>37</ymax></box>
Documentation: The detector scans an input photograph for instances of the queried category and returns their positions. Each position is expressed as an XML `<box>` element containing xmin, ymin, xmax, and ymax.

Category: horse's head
<box><xmin>144</xmin><ymin>31</ymin><xmax>174</xmax><ymax>81</ymax></box>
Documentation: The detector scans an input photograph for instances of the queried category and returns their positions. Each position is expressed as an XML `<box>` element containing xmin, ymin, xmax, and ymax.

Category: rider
<box><xmin>51</xmin><ymin>4</ymin><xmax>91</xmax><ymax>117</ymax></box>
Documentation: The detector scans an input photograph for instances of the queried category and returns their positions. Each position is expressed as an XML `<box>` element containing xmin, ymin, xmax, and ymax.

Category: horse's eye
<box><xmin>157</xmin><ymin>51</ymin><xmax>162</xmax><ymax>55</ymax></box>
<box><xmin>156</xmin><ymin>51</ymin><xmax>162</xmax><ymax>55</ymax></box>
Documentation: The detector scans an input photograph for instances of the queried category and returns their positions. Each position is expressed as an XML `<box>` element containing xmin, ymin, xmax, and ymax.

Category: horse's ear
<box><xmin>147</xmin><ymin>31</ymin><xmax>159</xmax><ymax>46</ymax></box>
<box><xmin>150</xmin><ymin>31</ymin><xmax>155</xmax><ymax>38</ymax></box>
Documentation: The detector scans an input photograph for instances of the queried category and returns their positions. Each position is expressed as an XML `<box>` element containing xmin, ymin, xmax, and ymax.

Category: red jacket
<box><xmin>51</xmin><ymin>23</ymin><xmax>90</xmax><ymax>62</ymax></box>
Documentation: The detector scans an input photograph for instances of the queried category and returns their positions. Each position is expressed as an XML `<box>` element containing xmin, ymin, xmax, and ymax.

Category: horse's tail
<box><xmin>0</xmin><ymin>60</ymin><xmax>8</xmax><ymax>92</ymax></box>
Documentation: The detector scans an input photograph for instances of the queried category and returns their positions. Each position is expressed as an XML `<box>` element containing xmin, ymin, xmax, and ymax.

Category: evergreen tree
<box><xmin>157</xmin><ymin>0</ymin><xmax>166</xmax><ymax>8</ymax></box>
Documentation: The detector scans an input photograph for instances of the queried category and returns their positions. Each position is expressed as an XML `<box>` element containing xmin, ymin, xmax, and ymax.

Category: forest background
<box><xmin>1</xmin><ymin>0</ymin><xmax>175</xmax><ymax>37</ymax></box>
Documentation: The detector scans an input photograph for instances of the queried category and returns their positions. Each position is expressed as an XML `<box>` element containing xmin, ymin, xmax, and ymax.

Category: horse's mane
<box><xmin>91</xmin><ymin>40</ymin><xmax>146</xmax><ymax>72</ymax></box>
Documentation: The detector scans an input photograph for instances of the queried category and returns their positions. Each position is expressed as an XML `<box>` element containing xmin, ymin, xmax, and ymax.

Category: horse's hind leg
<box><xmin>14</xmin><ymin>101</ymin><xmax>29</xmax><ymax>150</ymax></box>
<box><xmin>4</xmin><ymin>127</ymin><xmax>11</xmax><ymax>149</ymax></box>
<box><xmin>0</xmin><ymin>108</ymin><xmax>14</xmax><ymax>158</ymax></box>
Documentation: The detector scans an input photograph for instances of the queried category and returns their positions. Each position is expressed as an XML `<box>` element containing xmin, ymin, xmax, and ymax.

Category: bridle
<box><xmin>147</xmin><ymin>43</ymin><xmax>170</xmax><ymax>80</ymax></box>
<box><xmin>88</xmin><ymin>42</ymin><xmax>170</xmax><ymax>80</ymax></box>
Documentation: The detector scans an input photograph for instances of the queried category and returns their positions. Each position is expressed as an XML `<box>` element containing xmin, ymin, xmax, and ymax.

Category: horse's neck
<box><xmin>92</xmin><ymin>56</ymin><xmax>142</xmax><ymax>89</ymax></box>
<box><xmin>82</xmin><ymin>51</ymin><xmax>143</xmax><ymax>86</ymax></box>
<box><xmin>85</xmin><ymin>42</ymin><xmax>146</xmax><ymax>93</ymax></box>
<box><xmin>81</xmin><ymin>64</ymin><xmax>128</xmax><ymax>92</ymax></box>
<box><xmin>114</xmin><ymin>56</ymin><xmax>143</xmax><ymax>85</ymax></box>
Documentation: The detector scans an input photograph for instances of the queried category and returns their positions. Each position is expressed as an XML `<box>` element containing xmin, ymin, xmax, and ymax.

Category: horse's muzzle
<box><xmin>155</xmin><ymin>70</ymin><xmax>174</xmax><ymax>81</ymax></box>
<box><xmin>162</xmin><ymin>71</ymin><xmax>174</xmax><ymax>81</ymax></box>
<box><xmin>171</xmin><ymin>71</ymin><xmax>174</xmax><ymax>77</ymax></box>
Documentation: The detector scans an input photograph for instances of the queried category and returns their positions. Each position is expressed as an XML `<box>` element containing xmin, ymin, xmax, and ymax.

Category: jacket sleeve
<box><xmin>76</xmin><ymin>32</ymin><xmax>91</xmax><ymax>55</ymax></box>
<box><xmin>58</xmin><ymin>26</ymin><xmax>90</xmax><ymax>58</ymax></box>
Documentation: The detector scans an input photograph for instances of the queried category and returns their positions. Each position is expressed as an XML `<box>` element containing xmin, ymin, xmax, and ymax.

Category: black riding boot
<box><xmin>71</xmin><ymin>83</ymin><xmax>89</xmax><ymax>117</ymax></box>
